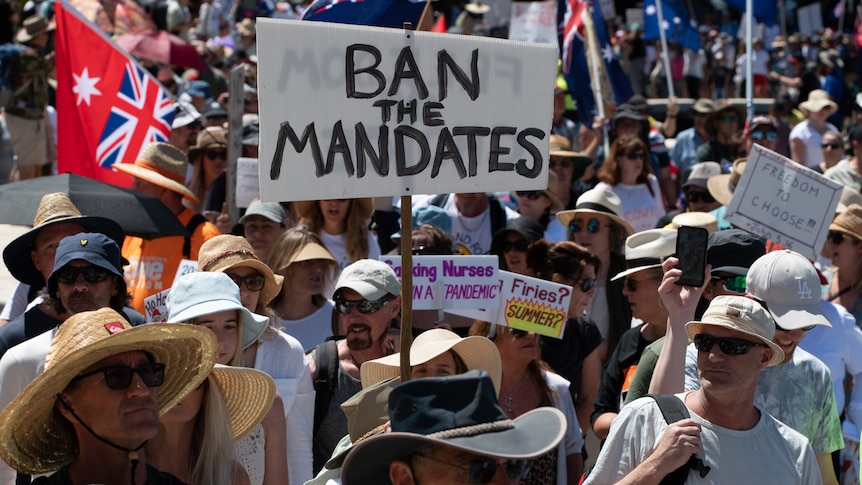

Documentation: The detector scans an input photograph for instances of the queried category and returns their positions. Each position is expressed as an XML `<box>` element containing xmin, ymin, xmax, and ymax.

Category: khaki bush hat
<box><xmin>114</xmin><ymin>142</ymin><xmax>198</xmax><ymax>203</ymax></box>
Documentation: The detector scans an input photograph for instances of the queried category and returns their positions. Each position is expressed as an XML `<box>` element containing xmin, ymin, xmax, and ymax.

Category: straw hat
<box><xmin>556</xmin><ymin>187</ymin><xmax>635</xmax><ymax>236</ymax></box>
<box><xmin>209</xmin><ymin>365</ymin><xmax>276</xmax><ymax>440</ymax></box>
<box><xmin>706</xmin><ymin>158</ymin><xmax>747</xmax><ymax>206</ymax></box>
<box><xmin>0</xmin><ymin>308</ymin><xmax>217</xmax><ymax>474</ymax></box>
<box><xmin>166</xmin><ymin>272</ymin><xmax>271</xmax><ymax>350</ymax></box>
<box><xmin>611</xmin><ymin>229</ymin><xmax>677</xmax><ymax>281</ymax></box>
<box><xmin>464</xmin><ymin>1</ymin><xmax>490</xmax><ymax>14</ymax></box>
<box><xmin>2</xmin><ymin>192</ymin><xmax>125</xmax><ymax>287</ymax></box>
<box><xmin>16</xmin><ymin>14</ymin><xmax>54</xmax><ymax>43</ymax></box>
<box><xmin>799</xmin><ymin>89</ymin><xmax>838</xmax><ymax>115</ymax></box>
<box><xmin>294</xmin><ymin>198</ymin><xmax>373</xmax><ymax>222</ymax></box>
<box><xmin>196</xmin><ymin>235</ymin><xmax>284</xmax><ymax>307</ymax></box>
<box><xmin>114</xmin><ymin>143</ymin><xmax>198</xmax><ymax>203</ymax></box>
<box><xmin>188</xmin><ymin>126</ymin><xmax>228</xmax><ymax>162</ymax></box>
<box><xmin>360</xmin><ymin>328</ymin><xmax>502</xmax><ymax>392</ymax></box>
<box><xmin>236</xmin><ymin>18</ymin><xmax>256</xmax><ymax>37</ymax></box>
<box><xmin>280</xmin><ymin>242</ymin><xmax>336</xmax><ymax>272</ymax></box>
<box><xmin>829</xmin><ymin>203</ymin><xmax>862</xmax><ymax>241</ymax></box>
<box><xmin>671</xmin><ymin>212</ymin><xmax>718</xmax><ymax>234</ymax></box>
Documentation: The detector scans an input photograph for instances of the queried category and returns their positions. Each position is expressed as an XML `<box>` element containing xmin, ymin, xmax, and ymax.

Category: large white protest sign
<box><xmin>256</xmin><ymin>20</ymin><xmax>557</xmax><ymax>202</ymax></box>
<box><xmin>380</xmin><ymin>255</ymin><xmax>499</xmax><ymax>309</ymax></box>
<box><xmin>725</xmin><ymin>144</ymin><xmax>841</xmax><ymax>260</ymax></box>
<box><xmin>448</xmin><ymin>270</ymin><xmax>572</xmax><ymax>339</ymax></box>
<box><xmin>509</xmin><ymin>1</ymin><xmax>557</xmax><ymax>45</ymax></box>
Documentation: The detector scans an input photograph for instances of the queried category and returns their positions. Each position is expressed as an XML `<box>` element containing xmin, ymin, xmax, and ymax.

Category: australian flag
<box><xmin>300</xmin><ymin>0</ymin><xmax>427</xmax><ymax>28</ymax></box>
<box><xmin>725</xmin><ymin>0</ymin><xmax>777</xmax><ymax>26</ymax></box>
<box><xmin>643</xmin><ymin>0</ymin><xmax>701</xmax><ymax>52</ymax></box>
<box><xmin>55</xmin><ymin>0</ymin><xmax>174</xmax><ymax>186</ymax></box>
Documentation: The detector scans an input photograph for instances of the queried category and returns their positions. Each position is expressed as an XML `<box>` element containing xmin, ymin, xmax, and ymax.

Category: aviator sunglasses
<box><xmin>334</xmin><ymin>294</ymin><xmax>394</xmax><ymax>314</ymax></box>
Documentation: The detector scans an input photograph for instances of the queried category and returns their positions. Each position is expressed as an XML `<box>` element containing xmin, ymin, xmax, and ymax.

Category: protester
<box><xmin>296</xmin><ymin>198</ymin><xmax>380</xmax><ymax>273</ymax></box>
<box><xmin>695</xmin><ymin>100</ymin><xmax>743</xmax><ymax>169</ymax></box>
<box><xmin>187</xmin><ymin>126</ymin><xmax>228</xmax><ymax>216</ymax></box>
<box><xmin>547</xmin><ymin>134</ymin><xmax>594</xmax><ymax>211</ymax></box>
<box><xmin>790</xmin><ymin>89</ymin><xmax>839</xmax><ymax>169</ymax></box>
<box><xmin>680</xmin><ymin>162</ymin><xmax>722</xmax><ymax>213</ymax></box>
<box><xmin>823</xmin><ymin>204</ymin><xmax>862</xmax><ymax>325</ymax></box>
<box><xmin>669</xmin><ymin>99</ymin><xmax>715</xmax><ymax>178</ymax></box>
<box><xmin>824</xmin><ymin>125</ymin><xmax>862</xmax><ymax>191</ymax></box>
<box><xmin>489</xmin><ymin>217</ymin><xmax>544</xmax><ymax>275</ymax></box>
<box><xmin>413</xmin><ymin>192</ymin><xmax>519</xmax><ymax>255</ymax></box>
<box><xmin>513</xmin><ymin>173</ymin><xmax>566</xmax><ymax>241</ymax></box>
<box><xmin>239</xmin><ymin>200</ymin><xmax>289</xmax><ymax>263</ymax></box>
<box><xmin>168</xmin><ymin>101</ymin><xmax>202</xmax><ymax>156</ymax></box>
<box><xmin>0</xmin><ymin>307</ymin><xmax>217</xmax><ymax>484</ymax></box>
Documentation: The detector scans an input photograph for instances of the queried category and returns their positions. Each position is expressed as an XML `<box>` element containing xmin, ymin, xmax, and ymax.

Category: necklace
<box><xmin>501</xmin><ymin>372</ymin><xmax>531</xmax><ymax>416</ymax></box>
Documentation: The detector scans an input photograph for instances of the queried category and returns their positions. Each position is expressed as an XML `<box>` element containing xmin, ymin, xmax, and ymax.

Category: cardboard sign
<box><xmin>144</xmin><ymin>288</ymin><xmax>170</xmax><ymax>322</ymax></box>
<box><xmin>509</xmin><ymin>1</ymin><xmax>557</xmax><ymax>45</ymax></box>
<box><xmin>256</xmin><ymin>19</ymin><xmax>557</xmax><ymax>201</ymax></box>
<box><xmin>725</xmin><ymin>144</ymin><xmax>841</xmax><ymax>260</ymax></box>
<box><xmin>173</xmin><ymin>259</ymin><xmax>198</xmax><ymax>288</ymax></box>
<box><xmin>449</xmin><ymin>270</ymin><xmax>572</xmax><ymax>339</ymax></box>
<box><xmin>380</xmin><ymin>255</ymin><xmax>499</xmax><ymax>309</ymax></box>
<box><xmin>236</xmin><ymin>157</ymin><xmax>261</xmax><ymax>209</ymax></box>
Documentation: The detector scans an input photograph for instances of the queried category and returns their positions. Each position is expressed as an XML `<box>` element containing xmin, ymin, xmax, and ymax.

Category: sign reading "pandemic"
<box><xmin>256</xmin><ymin>19</ymin><xmax>557</xmax><ymax>201</ymax></box>
<box><xmin>380</xmin><ymin>255</ymin><xmax>499</xmax><ymax>310</ymax></box>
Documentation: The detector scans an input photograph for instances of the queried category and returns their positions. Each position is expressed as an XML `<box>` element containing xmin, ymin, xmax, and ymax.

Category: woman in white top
<box><xmin>790</xmin><ymin>89</ymin><xmax>839</xmax><ymax>169</ymax></box>
<box><xmin>594</xmin><ymin>136</ymin><xmax>666</xmax><ymax>233</ymax></box>
<box><xmin>267</xmin><ymin>228</ymin><xmax>339</xmax><ymax>349</ymax></box>
<box><xmin>295</xmin><ymin>198</ymin><xmax>381</xmax><ymax>274</ymax></box>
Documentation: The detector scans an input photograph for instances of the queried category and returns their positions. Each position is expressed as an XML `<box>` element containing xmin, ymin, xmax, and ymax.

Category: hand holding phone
<box><xmin>675</xmin><ymin>226</ymin><xmax>708</xmax><ymax>287</ymax></box>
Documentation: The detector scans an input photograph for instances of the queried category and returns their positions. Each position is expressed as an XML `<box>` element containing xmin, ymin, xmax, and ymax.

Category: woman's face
<box><xmin>516</xmin><ymin>191</ymin><xmax>552</xmax><ymax>220</ymax></box>
<box><xmin>319</xmin><ymin>199</ymin><xmax>350</xmax><ymax>232</ymax></box>
<box><xmin>621</xmin><ymin>271</ymin><xmax>662</xmax><ymax>322</ymax></box>
<box><xmin>194</xmin><ymin>309</ymin><xmax>240</xmax><ymax>365</ymax></box>
<box><xmin>501</xmin><ymin>233</ymin><xmax>530</xmax><ymax>275</ymax></box>
<box><xmin>202</xmin><ymin>145</ymin><xmax>227</xmax><ymax>181</ymax></box>
<box><xmin>825</xmin><ymin>230</ymin><xmax>862</xmax><ymax>270</ymax></box>
<box><xmin>161</xmin><ymin>380</ymin><xmax>205</xmax><ymax>425</ymax></box>
<box><xmin>554</xmin><ymin>264</ymin><xmax>597</xmax><ymax>318</ymax></box>
<box><xmin>549</xmin><ymin>156</ymin><xmax>574</xmax><ymax>188</ymax></box>
<box><xmin>224</xmin><ymin>265</ymin><xmax>262</xmax><ymax>312</ymax></box>
<box><xmin>617</xmin><ymin>149</ymin><xmax>645</xmax><ymax>184</ymax></box>
<box><xmin>285</xmin><ymin>258</ymin><xmax>328</xmax><ymax>297</ymax></box>
<box><xmin>494</xmin><ymin>328</ymin><xmax>538</xmax><ymax>366</ymax></box>
<box><xmin>570</xmin><ymin>214</ymin><xmax>612</xmax><ymax>258</ymax></box>
<box><xmin>411</xmin><ymin>351</ymin><xmax>459</xmax><ymax>379</ymax></box>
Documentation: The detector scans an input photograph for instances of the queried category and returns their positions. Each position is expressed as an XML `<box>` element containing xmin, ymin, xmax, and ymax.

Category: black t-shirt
<box><xmin>591</xmin><ymin>324</ymin><xmax>655</xmax><ymax>425</ymax></box>
<box><xmin>541</xmin><ymin>317</ymin><xmax>604</xmax><ymax>403</ymax></box>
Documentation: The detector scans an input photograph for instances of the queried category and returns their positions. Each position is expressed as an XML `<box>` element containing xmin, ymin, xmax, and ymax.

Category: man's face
<box><xmin>169</xmin><ymin>121</ymin><xmax>200</xmax><ymax>151</ymax></box>
<box><xmin>684</xmin><ymin>186</ymin><xmax>721</xmax><ymax>212</ymax></box>
<box><xmin>692</xmin><ymin>112</ymin><xmax>709</xmax><ymax>132</ymax></box>
<box><xmin>58</xmin><ymin>351</ymin><xmax>160</xmax><ymax>449</ymax></box>
<box><xmin>243</xmin><ymin>215</ymin><xmax>285</xmax><ymax>262</ymax></box>
<box><xmin>702</xmin><ymin>272</ymin><xmax>747</xmax><ymax>301</ymax></box>
<box><xmin>696</xmin><ymin>326</ymin><xmax>771</xmax><ymax>395</ymax></box>
<box><xmin>714</xmin><ymin>110</ymin><xmax>739</xmax><ymax>138</ymax></box>
<box><xmin>772</xmin><ymin>325</ymin><xmax>810</xmax><ymax>364</ymax></box>
<box><xmin>55</xmin><ymin>260</ymin><xmax>118</xmax><ymax>314</ymax></box>
<box><xmin>614</xmin><ymin>117</ymin><xmax>641</xmax><ymax>138</ymax></box>
<box><xmin>337</xmin><ymin>288</ymin><xmax>400</xmax><ymax>352</ymax></box>
<box><xmin>391</xmin><ymin>443</ymin><xmax>525</xmax><ymax>485</ymax></box>
<box><xmin>31</xmin><ymin>222</ymin><xmax>87</xmax><ymax>281</ymax></box>
<box><xmin>748</xmin><ymin>124</ymin><xmax>778</xmax><ymax>151</ymax></box>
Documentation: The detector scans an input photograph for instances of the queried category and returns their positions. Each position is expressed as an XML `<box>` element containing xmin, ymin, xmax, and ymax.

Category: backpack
<box><xmin>309</xmin><ymin>338</ymin><xmax>340</xmax><ymax>434</ymax></box>
<box><xmin>648</xmin><ymin>394</ymin><xmax>712</xmax><ymax>484</ymax></box>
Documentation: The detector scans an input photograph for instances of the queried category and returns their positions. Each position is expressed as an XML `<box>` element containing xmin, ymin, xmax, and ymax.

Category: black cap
<box><xmin>707</xmin><ymin>230</ymin><xmax>766</xmax><ymax>276</ymax></box>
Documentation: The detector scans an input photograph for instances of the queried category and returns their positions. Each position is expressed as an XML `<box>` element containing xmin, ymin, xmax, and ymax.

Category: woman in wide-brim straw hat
<box><xmin>555</xmin><ymin>187</ymin><xmax>633</xmax><ymax>361</ymax></box>
<box><xmin>790</xmin><ymin>89</ymin><xmax>839</xmax><ymax>169</ymax></box>
<box><xmin>0</xmin><ymin>307</ymin><xmax>217</xmax><ymax>477</ymax></box>
<box><xmin>294</xmin><ymin>198</ymin><xmax>379</xmax><ymax>274</ymax></box>
<box><xmin>823</xmin><ymin>204</ymin><xmax>862</xmax><ymax>326</ymax></box>
<box><xmin>187</xmin><ymin>126</ymin><xmax>228</xmax><ymax>214</ymax></box>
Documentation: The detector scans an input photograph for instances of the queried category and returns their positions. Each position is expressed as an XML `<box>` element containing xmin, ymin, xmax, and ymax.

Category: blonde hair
<box><xmin>189</xmin><ymin>376</ymin><xmax>235</xmax><ymax>485</ymax></box>
<box><xmin>266</xmin><ymin>228</ymin><xmax>337</xmax><ymax>308</ymax></box>
<box><xmin>304</xmin><ymin>200</ymin><xmax>371</xmax><ymax>262</ymax></box>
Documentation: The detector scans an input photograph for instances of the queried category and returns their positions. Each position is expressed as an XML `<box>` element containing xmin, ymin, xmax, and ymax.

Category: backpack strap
<box><xmin>183</xmin><ymin>213</ymin><xmax>208</xmax><ymax>259</ymax></box>
<box><xmin>487</xmin><ymin>195</ymin><xmax>507</xmax><ymax>236</ymax></box>
<box><xmin>311</xmin><ymin>339</ymin><xmax>340</xmax><ymax>434</ymax></box>
<box><xmin>648</xmin><ymin>394</ymin><xmax>711</xmax><ymax>484</ymax></box>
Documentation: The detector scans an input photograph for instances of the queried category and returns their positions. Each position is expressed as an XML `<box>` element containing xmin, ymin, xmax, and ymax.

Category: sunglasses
<box><xmin>821</xmin><ymin>142</ymin><xmax>842</xmax><ymax>150</ymax></box>
<box><xmin>414</xmin><ymin>453</ymin><xmax>531</xmax><ymax>484</ymax></box>
<box><xmin>623</xmin><ymin>276</ymin><xmax>657</xmax><ymax>292</ymax></box>
<box><xmin>72</xmin><ymin>363</ymin><xmax>166</xmax><ymax>390</ymax></box>
<box><xmin>186</xmin><ymin>121</ymin><xmax>202</xmax><ymax>131</ymax></box>
<box><xmin>568</xmin><ymin>218</ymin><xmax>606</xmax><ymax>234</ymax></box>
<box><xmin>335</xmin><ymin>294</ymin><xmax>394</xmax><ymax>314</ymax></box>
<box><xmin>549</xmin><ymin>159</ymin><xmax>572</xmax><ymax>170</ymax></box>
<box><xmin>510</xmin><ymin>328</ymin><xmax>529</xmax><ymax>339</ymax></box>
<box><xmin>501</xmin><ymin>239</ymin><xmax>529</xmax><ymax>253</ymax></box>
<box><xmin>685</xmin><ymin>191</ymin><xmax>716</xmax><ymax>204</ymax></box>
<box><xmin>516</xmin><ymin>191</ymin><xmax>544</xmax><ymax>200</ymax></box>
<box><xmin>205</xmin><ymin>150</ymin><xmax>227</xmax><ymax>160</ymax></box>
<box><xmin>750</xmin><ymin>130</ymin><xmax>778</xmax><ymax>142</ymax></box>
<box><xmin>693</xmin><ymin>334</ymin><xmax>766</xmax><ymax>355</ymax></box>
<box><xmin>226</xmin><ymin>272</ymin><xmax>265</xmax><ymax>291</ymax></box>
<box><xmin>412</xmin><ymin>246</ymin><xmax>438</xmax><ymax>255</ymax></box>
<box><xmin>55</xmin><ymin>266</ymin><xmax>111</xmax><ymax>285</ymax></box>
<box><xmin>623</xmin><ymin>152</ymin><xmax>646</xmax><ymax>160</ymax></box>
<box><xmin>711</xmin><ymin>275</ymin><xmax>747</xmax><ymax>294</ymax></box>
<box><xmin>828</xmin><ymin>231</ymin><xmax>847</xmax><ymax>245</ymax></box>
<box><xmin>577</xmin><ymin>277</ymin><xmax>597</xmax><ymax>292</ymax></box>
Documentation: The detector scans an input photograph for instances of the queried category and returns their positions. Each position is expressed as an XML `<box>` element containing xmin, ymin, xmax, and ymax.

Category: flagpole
<box><xmin>745</xmin><ymin>0</ymin><xmax>754</xmax><ymax>122</ymax></box>
<box><xmin>654</xmin><ymin>0</ymin><xmax>675</xmax><ymax>98</ymax></box>
<box><xmin>584</xmin><ymin>1</ymin><xmax>609</xmax><ymax>157</ymax></box>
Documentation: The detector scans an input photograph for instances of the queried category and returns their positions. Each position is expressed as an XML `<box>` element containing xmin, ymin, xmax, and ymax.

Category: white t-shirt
<box><xmin>586</xmin><ymin>392</ymin><xmax>821</xmax><ymax>484</ymax></box>
<box><xmin>789</xmin><ymin>119</ymin><xmax>839</xmax><ymax>169</ymax></box>
<box><xmin>275</xmin><ymin>300</ymin><xmax>334</xmax><ymax>351</ymax></box>
<box><xmin>595</xmin><ymin>175</ymin><xmax>666</xmax><ymax>233</ymax></box>
<box><xmin>414</xmin><ymin>195</ymin><xmax>519</xmax><ymax>255</ymax></box>
<box><xmin>318</xmin><ymin>230</ymin><xmax>381</xmax><ymax>274</ymax></box>
<box><xmin>0</xmin><ymin>282</ymin><xmax>32</xmax><ymax>322</ymax></box>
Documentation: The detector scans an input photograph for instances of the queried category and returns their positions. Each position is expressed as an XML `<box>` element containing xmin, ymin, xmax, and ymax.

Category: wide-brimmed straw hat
<box><xmin>707</xmin><ymin>158</ymin><xmax>747</xmax><ymax>206</ymax></box>
<box><xmin>341</xmin><ymin>370</ymin><xmax>565</xmax><ymax>485</ymax></box>
<box><xmin>611</xmin><ymin>228</ymin><xmax>677</xmax><ymax>281</ymax></box>
<box><xmin>799</xmin><ymin>89</ymin><xmax>838</xmax><ymax>115</ymax></box>
<box><xmin>829</xmin><ymin>203</ymin><xmax>862</xmax><ymax>241</ymax></box>
<box><xmin>671</xmin><ymin>212</ymin><xmax>718</xmax><ymax>233</ymax></box>
<box><xmin>114</xmin><ymin>143</ymin><xmax>198</xmax><ymax>203</ymax></box>
<box><xmin>209</xmin><ymin>365</ymin><xmax>276</xmax><ymax>440</ymax></box>
<box><xmin>188</xmin><ymin>126</ymin><xmax>228</xmax><ymax>162</ymax></box>
<box><xmin>16</xmin><ymin>14</ymin><xmax>54</xmax><ymax>43</ymax></box>
<box><xmin>556</xmin><ymin>187</ymin><xmax>635</xmax><ymax>236</ymax></box>
<box><xmin>360</xmin><ymin>329</ymin><xmax>502</xmax><ymax>391</ymax></box>
<box><xmin>3</xmin><ymin>192</ymin><xmax>125</xmax><ymax>287</ymax></box>
<box><xmin>294</xmin><ymin>198</ymin><xmax>373</xmax><ymax>222</ymax></box>
<box><xmin>0</xmin><ymin>308</ymin><xmax>217</xmax><ymax>474</ymax></box>
<box><xmin>685</xmin><ymin>295</ymin><xmax>784</xmax><ymax>366</ymax></box>
<box><xmin>196</xmin><ymin>235</ymin><xmax>284</xmax><ymax>307</ymax></box>
<box><xmin>166</xmin><ymin>271</ymin><xmax>271</xmax><ymax>350</ymax></box>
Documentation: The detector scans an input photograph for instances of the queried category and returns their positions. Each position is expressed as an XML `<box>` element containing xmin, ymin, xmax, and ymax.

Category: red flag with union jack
<box><xmin>55</xmin><ymin>0</ymin><xmax>174</xmax><ymax>186</ymax></box>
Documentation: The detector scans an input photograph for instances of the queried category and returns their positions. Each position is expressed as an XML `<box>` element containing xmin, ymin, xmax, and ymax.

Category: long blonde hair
<box><xmin>304</xmin><ymin>199</ymin><xmax>371</xmax><ymax>262</ymax></box>
<box><xmin>189</xmin><ymin>376</ymin><xmax>235</xmax><ymax>485</ymax></box>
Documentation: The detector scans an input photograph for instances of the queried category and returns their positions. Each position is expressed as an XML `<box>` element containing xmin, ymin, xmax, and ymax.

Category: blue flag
<box><xmin>725</xmin><ymin>0</ymin><xmax>777</xmax><ymax>26</ymax></box>
<box><xmin>558</xmin><ymin>0</ymin><xmax>595</xmax><ymax>125</ymax></box>
<box><xmin>643</xmin><ymin>0</ymin><xmax>701</xmax><ymax>52</ymax></box>
<box><xmin>590</xmin><ymin>5</ymin><xmax>633</xmax><ymax>104</ymax></box>
<box><xmin>300</xmin><ymin>0</ymin><xmax>427</xmax><ymax>28</ymax></box>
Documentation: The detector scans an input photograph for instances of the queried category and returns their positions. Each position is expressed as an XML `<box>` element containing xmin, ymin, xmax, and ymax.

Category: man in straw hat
<box><xmin>0</xmin><ymin>192</ymin><xmax>124</xmax><ymax>326</ymax></box>
<box><xmin>341</xmin><ymin>370</ymin><xmax>566</xmax><ymax>485</ymax></box>
<box><xmin>695</xmin><ymin>100</ymin><xmax>743</xmax><ymax>169</ymax></box>
<box><xmin>116</xmin><ymin>142</ymin><xmax>220</xmax><ymax>315</ymax></box>
<box><xmin>0</xmin><ymin>307</ymin><xmax>217</xmax><ymax>484</ymax></box>
<box><xmin>5</xmin><ymin>14</ymin><xmax>55</xmax><ymax>181</ymax></box>
<box><xmin>585</xmin><ymin>295</ymin><xmax>820</xmax><ymax>484</ymax></box>
<box><xmin>650</xmin><ymin>250</ymin><xmax>842</xmax><ymax>485</ymax></box>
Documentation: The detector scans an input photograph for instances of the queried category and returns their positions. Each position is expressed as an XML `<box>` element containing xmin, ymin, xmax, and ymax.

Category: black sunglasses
<box><xmin>568</xmin><ymin>218</ymin><xmax>606</xmax><ymax>234</ymax></box>
<box><xmin>549</xmin><ymin>159</ymin><xmax>572</xmax><ymax>170</ymax></box>
<box><xmin>205</xmin><ymin>150</ymin><xmax>227</xmax><ymax>160</ymax></box>
<box><xmin>828</xmin><ymin>231</ymin><xmax>847</xmax><ymax>245</ymax></box>
<box><xmin>623</xmin><ymin>276</ymin><xmax>657</xmax><ymax>292</ymax></box>
<box><xmin>821</xmin><ymin>142</ymin><xmax>842</xmax><ymax>150</ymax></box>
<box><xmin>72</xmin><ymin>363</ymin><xmax>166</xmax><ymax>390</ymax></box>
<box><xmin>693</xmin><ymin>334</ymin><xmax>767</xmax><ymax>355</ymax></box>
<box><xmin>56</xmin><ymin>266</ymin><xmax>111</xmax><ymax>285</ymax></box>
<box><xmin>577</xmin><ymin>277</ymin><xmax>597</xmax><ymax>293</ymax></box>
<box><xmin>501</xmin><ymin>239</ymin><xmax>529</xmax><ymax>253</ymax></box>
<box><xmin>414</xmin><ymin>453</ymin><xmax>531</xmax><ymax>484</ymax></box>
<box><xmin>226</xmin><ymin>272</ymin><xmax>265</xmax><ymax>291</ymax></box>
<box><xmin>685</xmin><ymin>191</ymin><xmax>716</xmax><ymax>204</ymax></box>
<box><xmin>516</xmin><ymin>191</ymin><xmax>544</xmax><ymax>200</ymax></box>
<box><xmin>623</xmin><ymin>152</ymin><xmax>646</xmax><ymax>160</ymax></box>
<box><xmin>335</xmin><ymin>294</ymin><xmax>394</xmax><ymax>314</ymax></box>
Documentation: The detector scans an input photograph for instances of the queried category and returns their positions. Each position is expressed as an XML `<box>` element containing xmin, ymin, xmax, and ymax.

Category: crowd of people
<box><xmin>1</xmin><ymin>0</ymin><xmax>862</xmax><ymax>484</ymax></box>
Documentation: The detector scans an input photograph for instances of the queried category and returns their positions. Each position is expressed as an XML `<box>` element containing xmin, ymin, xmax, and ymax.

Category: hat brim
<box><xmin>288</xmin><ymin>243</ymin><xmax>336</xmax><ymax>266</ymax></box>
<box><xmin>710</xmin><ymin>265</ymin><xmax>750</xmax><ymax>276</ymax></box>
<box><xmin>341</xmin><ymin>407</ymin><xmax>566</xmax><ymax>485</ymax></box>
<box><xmin>168</xmin><ymin>300</ymin><xmax>270</xmax><ymax>350</ymax></box>
<box><xmin>556</xmin><ymin>208</ymin><xmax>635</xmax><ymax>236</ymax></box>
<box><xmin>210</xmin><ymin>366</ymin><xmax>276</xmax><ymax>440</ymax></box>
<box><xmin>706</xmin><ymin>174</ymin><xmax>734</xmax><ymax>206</ymax></box>
<box><xmin>3</xmin><ymin>216</ymin><xmax>126</xmax><ymax>287</ymax></box>
<box><xmin>767</xmin><ymin>304</ymin><xmax>831</xmax><ymax>331</ymax></box>
<box><xmin>800</xmin><ymin>100</ymin><xmax>838</xmax><ymax>115</ymax></box>
<box><xmin>335</xmin><ymin>280</ymin><xmax>390</xmax><ymax>301</ymax></box>
<box><xmin>114</xmin><ymin>163</ymin><xmax>199</xmax><ymax>204</ymax></box>
<box><xmin>685</xmin><ymin>320</ymin><xmax>784</xmax><ymax>366</ymax></box>
<box><xmin>0</xmin><ymin>324</ymin><xmax>216</xmax><ymax>474</ymax></box>
<box><xmin>610</xmin><ymin>263</ymin><xmax>663</xmax><ymax>281</ymax></box>
<box><xmin>16</xmin><ymin>21</ymin><xmax>55</xmax><ymax>43</ymax></box>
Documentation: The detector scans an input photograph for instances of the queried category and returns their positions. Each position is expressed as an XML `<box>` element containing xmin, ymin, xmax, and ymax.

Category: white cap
<box><xmin>746</xmin><ymin>250</ymin><xmax>830</xmax><ymax>330</ymax></box>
